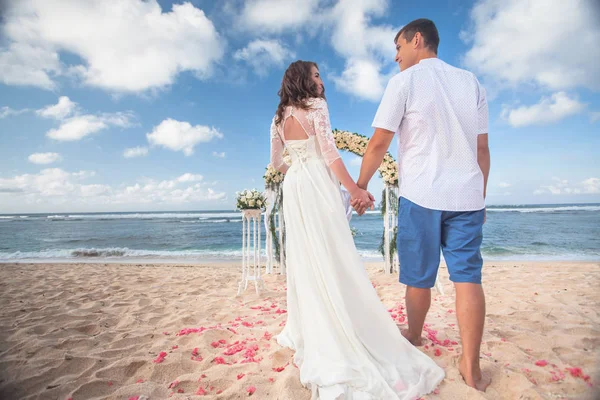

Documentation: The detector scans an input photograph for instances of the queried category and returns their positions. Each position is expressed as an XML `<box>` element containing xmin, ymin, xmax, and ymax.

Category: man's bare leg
<box><xmin>401</xmin><ymin>286</ymin><xmax>430</xmax><ymax>346</ymax></box>
<box><xmin>455</xmin><ymin>282</ymin><xmax>491</xmax><ymax>391</ymax></box>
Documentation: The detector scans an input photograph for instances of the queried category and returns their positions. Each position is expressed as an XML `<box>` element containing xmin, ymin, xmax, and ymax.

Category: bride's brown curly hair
<box><xmin>275</xmin><ymin>60</ymin><xmax>325</xmax><ymax>126</ymax></box>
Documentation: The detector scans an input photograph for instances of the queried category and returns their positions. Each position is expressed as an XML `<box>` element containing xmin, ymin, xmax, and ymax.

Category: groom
<box><xmin>353</xmin><ymin>19</ymin><xmax>491</xmax><ymax>391</ymax></box>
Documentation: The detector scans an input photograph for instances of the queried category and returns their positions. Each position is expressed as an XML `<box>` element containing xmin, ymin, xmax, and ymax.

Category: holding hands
<box><xmin>350</xmin><ymin>185</ymin><xmax>375</xmax><ymax>216</ymax></box>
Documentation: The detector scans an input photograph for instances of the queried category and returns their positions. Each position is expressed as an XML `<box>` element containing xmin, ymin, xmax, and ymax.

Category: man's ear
<box><xmin>413</xmin><ymin>32</ymin><xmax>421</xmax><ymax>48</ymax></box>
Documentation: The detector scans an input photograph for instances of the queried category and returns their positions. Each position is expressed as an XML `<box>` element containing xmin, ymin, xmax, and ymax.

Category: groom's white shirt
<box><xmin>372</xmin><ymin>58</ymin><xmax>488</xmax><ymax>212</ymax></box>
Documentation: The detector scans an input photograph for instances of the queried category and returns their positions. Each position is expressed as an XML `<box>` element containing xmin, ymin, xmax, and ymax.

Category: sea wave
<box><xmin>487</xmin><ymin>205</ymin><xmax>600</xmax><ymax>213</ymax></box>
<box><xmin>0</xmin><ymin>247</ymin><xmax>388</xmax><ymax>261</ymax></box>
<box><xmin>0</xmin><ymin>247</ymin><xmax>246</xmax><ymax>260</ymax></box>
<box><xmin>1</xmin><ymin>247</ymin><xmax>598</xmax><ymax>262</ymax></box>
<box><xmin>66</xmin><ymin>212</ymin><xmax>242</xmax><ymax>220</ymax></box>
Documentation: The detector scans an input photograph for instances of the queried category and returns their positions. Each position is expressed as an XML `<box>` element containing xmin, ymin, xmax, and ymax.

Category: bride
<box><xmin>269</xmin><ymin>60</ymin><xmax>445</xmax><ymax>400</ymax></box>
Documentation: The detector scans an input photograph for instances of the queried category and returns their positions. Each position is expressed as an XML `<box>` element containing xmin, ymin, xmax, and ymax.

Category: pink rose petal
<box><xmin>195</xmin><ymin>386</ymin><xmax>207</xmax><ymax>395</ymax></box>
<box><xmin>153</xmin><ymin>351</ymin><xmax>167</xmax><ymax>363</ymax></box>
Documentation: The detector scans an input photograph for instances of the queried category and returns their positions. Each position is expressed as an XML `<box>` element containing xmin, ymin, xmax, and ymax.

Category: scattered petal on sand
<box><xmin>273</xmin><ymin>363</ymin><xmax>289</xmax><ymax>372</ymax></box>
<box><xmin>566</xmin><ymin>367</ymin><xmax>591</xmax><ymax>384</ymax></box>
<box><xmin>195</xmin><ymin>386</ymin><xmax>207</xmax><ymax>395</ymax></box>
<box><xmin>247</xmin><ymin>385</ymin><xmax>256</xmax><ymax>395</ymax></box>
<box><xmin>153</xmin><ymin>351</ymin><xmax>167</xmax><ymax>363</ymax></box>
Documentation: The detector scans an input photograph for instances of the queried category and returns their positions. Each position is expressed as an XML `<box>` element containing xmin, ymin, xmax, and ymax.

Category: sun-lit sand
<box><xmin>0</xmin><ymin>261</ymin><xmax>598</xmax><ymax>399</ymax></box>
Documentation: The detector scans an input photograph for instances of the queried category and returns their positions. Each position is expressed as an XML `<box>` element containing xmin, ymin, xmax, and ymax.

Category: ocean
<box><xmin>1</xmin><ymin>204</ymin><xmax>599</xmax><ymax>263</ymax></box>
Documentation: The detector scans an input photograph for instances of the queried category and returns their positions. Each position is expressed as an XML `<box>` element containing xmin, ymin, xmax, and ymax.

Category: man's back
<box><xmin>372</xmin><ymin>57</ymin><xmax>488</xmax><ymax>211</ymax></box>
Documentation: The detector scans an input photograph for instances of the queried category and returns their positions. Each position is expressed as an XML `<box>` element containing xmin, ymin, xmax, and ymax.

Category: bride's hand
<box><xmin>350</xmin><ymin>189</ymin><xmax>374</xmax><ymax>215</ymax></box>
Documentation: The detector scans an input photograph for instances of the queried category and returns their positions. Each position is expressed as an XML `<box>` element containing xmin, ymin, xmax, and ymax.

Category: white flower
<box><xmin>249</xmin><ymin>200</ymin><xmax>255</xmax><ymax>207</ymax></box>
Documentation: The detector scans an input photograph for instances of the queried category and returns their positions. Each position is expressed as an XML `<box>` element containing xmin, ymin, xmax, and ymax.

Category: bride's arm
<box><xmin>311</xmin><ymin>99</ymin><xmax>373</xmax><ymax>206</ymax></box>
<box><xmin>270</xmin><ymin>118</ymin><xmax>289</xmax><ymax>174</ymax></box>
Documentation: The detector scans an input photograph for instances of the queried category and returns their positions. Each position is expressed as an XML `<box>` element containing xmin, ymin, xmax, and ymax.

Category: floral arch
<box><xmin>263</xmin><ymin>129</ymin><xmax>400</xmax><ymax>275</ymax></box>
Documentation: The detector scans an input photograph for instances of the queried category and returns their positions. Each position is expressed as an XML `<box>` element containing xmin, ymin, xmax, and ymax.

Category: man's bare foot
<box><xmin>458</xmin><ymin>355</ymin><xmax>491</xmax><ymax>392</ymax></box>
<box><xmin>401</xmin><ymin>328</ymin><xmax>424</xmax><ymax>346</ymax></box>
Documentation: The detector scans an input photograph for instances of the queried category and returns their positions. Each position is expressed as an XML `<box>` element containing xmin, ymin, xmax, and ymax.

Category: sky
<box><xmin>0</xmin><ymin>0</ymin><xmax>599</xmax><ymax>214</ymax></box>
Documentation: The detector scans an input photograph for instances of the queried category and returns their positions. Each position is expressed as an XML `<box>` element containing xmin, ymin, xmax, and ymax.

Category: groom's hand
<box><xmin>351</xmin><ymin>181</ymin><xmax>373</xmax><ymax>215</ymax></box>
<box><xmin>350</xmin><ymin>191</ymin><xmax>375</xmax><ymax>216</ymax></box>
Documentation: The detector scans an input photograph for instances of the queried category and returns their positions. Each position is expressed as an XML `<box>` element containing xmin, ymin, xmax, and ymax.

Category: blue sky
<box><xmin>0</xmin><ymin>0</ymin><xmax>599</xmax><ymax>213</ymax></box>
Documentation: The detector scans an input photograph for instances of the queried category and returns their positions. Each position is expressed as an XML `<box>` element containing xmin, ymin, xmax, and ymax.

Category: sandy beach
<box><xmin>0</xmin><ymin>261</ymin><xmax>598</xmax><ymax>400</ymax></box>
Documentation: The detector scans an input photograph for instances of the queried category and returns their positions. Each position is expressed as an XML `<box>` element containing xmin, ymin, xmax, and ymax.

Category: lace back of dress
<box><xmin>280</xmin><ymin>107</ymin><xmax>321</xmax><ymax>162</ymax></box>
<box><xmin>270</xmin><ymin>98</ymin><xmax>340</xmax><ymax>172</ymax></box>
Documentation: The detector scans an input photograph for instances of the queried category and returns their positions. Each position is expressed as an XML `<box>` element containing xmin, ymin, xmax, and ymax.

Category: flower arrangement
<box><xmin>332</xmin><ymin>129</ymin><xmax>398</xmax><ymax>187</ymax></box>
<box><xmin>264</xmin><ymin>150</ymin><xmax>291</xmax><ymax>190</ymax></box>
<box><xmin>263</xmin><ymin>130</ymin><xmax>398</xmax><ymax>187</ymax></box>
<box><xmin>263</xmin><ymin>164</ymin><xmax>285</xmax><ymax>190</ymax></box>
<box><xmin>236</xmin><ymin>189</ymin><xmax>266</xmax><ymax>210</ymax></box>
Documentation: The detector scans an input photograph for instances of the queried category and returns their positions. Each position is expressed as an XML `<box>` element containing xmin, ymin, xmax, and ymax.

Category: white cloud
<box><xmin>212</xmin><ymin>152</ymin><xmax>226</xmax><ymax>158</ymax></box>
<box><xmin>47</xmin><ymin>113</ymin><xmax>134</xmax><ymax>141</ymax></box>
<box><xmin>0</xmin><ymin>169</ymin><xmax>226</xmax><ymax>210</ymax></box>
<box><xmin>233</xmin><ymin>0</ymin><xmax>398</xmax><ymax>101</ymax></box>
<box><xmin>581</xmin><ymin>178</ymin><xmax>600</xmax><ymax>194</ymax></box>
<box><xmin>176</xmin><ymin>173</ymin><xmax>203</xmax><ymax>183</ymax></box>
<box><xmin>123</xmin><ymin>146</ymin><xmax>149</xmax><ymax>159</ymax></box>
<box><xmin>534</xmin><ymin>177</ymin><xmax>600</xmax><ymax>195</ymax></box>
<box><xmin>0</xmin><ymin>106</ymin><xmax>29</xmax><ymax>118</ymax></box>
<box><xmin>502</xmin><ymin>92</ymin><xmax>586</xmax><ymax>127</ymax></box>
<box><xmin>0</xmin><ymin>42</ymin><xmax>61</xmax><ymax>89</ymax></box>
<box><xmin>590</xmin><ymin>111</ymin><xmax>600</xmax><ymax>123</ymax></box>
<box><xmin>28</xmin><ymin>152</ymin><xmax>62</xmax><ymax>164</ymax></box>
<box><xmin>0</xmin><ymin>0</ymin><xmax>224</xmax><ymax>92</ymax></box>
<box><xmin>330</xmin><ymin>59</ymin><xmax>387</xmax><ymax>102</ymax></box>
<box><xmin>238</xmin><ymin>0</ymin><xmax>320</xmax><ymax>33</ymax></box>
<box><xmin>326</xmin><ymin>0</ymin><xmax>398</xmax><ymax>101</ymax></box>
<box><xmin>0</xmin><ymin>168</ymin><xmax>95</xmax><ymax>198</ymax></box>
<box><xmin>462</xmin><ymin>0</ymin><xmax>600</xmax><ymax>91</ymax></box>
<box><xmin>36</xmin><ymin>96</ymin><xmax>76</xmax><ymax>119</ymax></box>
<box><xmin>233</xmin><ymin>39</ymin><xmax>295</xmax><ymax>76</ymax></box>
<box><xmin>34</xmin><ymin>96</ymin><xmax>135</xmax><ymax>141</ymax></box>
<box><xmin>147</xmin><ymin>118</ymin><xmax>223</xmax><ymax>156</ymax></box>
<box><xmin>498</xmin><ymin>182</ymin><xmax>511</xmax><ymax>188</ymax></box>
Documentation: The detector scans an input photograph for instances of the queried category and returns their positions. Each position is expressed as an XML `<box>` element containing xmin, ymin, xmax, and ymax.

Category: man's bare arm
<box><xmin>477</xmin><ymin>134</ymin><xmax>490</xmax><ymax>199</ymax></box>
<box><xmin>357</xmin><ymin>128</ymin><xmax>395</xmax><ymax>189</ymax></box>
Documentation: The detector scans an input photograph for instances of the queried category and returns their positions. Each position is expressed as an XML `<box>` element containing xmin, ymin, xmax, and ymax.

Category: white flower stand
<box><xmin>237</xmin><ymin>209</ymin><xmax>265</xmax><ymax>295</ymax></box>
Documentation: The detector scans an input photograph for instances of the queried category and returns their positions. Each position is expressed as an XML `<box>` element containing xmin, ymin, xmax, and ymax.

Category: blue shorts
<box><xmin>397</xmin><ymin>197</ymin><xmax>484</xmax><ymax>288</ymax></box>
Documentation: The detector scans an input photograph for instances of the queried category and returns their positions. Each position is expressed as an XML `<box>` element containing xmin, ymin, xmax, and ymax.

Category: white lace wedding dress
<box><xmin>270</xmin><ymin>98</ymin><xmax>445</xmax><ymax>400</ymax></box>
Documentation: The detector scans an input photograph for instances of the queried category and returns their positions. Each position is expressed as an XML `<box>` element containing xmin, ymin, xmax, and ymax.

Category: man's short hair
<box><xmin>395</xmin><ymin>18</ymin><xmax>440</xmax><ymax>54</ymax></box>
